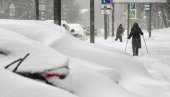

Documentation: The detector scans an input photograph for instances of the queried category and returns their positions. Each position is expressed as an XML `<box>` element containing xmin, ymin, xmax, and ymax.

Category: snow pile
<box><xmin>0</xmin><ymin>28</ymin><xmax>74</xmax><ymax>94</ymax></box>
<box><xmin>68</xmin><ymin>59</ymin><xmax>142</xmax><ymax>97</ymax></box>
<box><xmin>0</xmin><ymin>20</ymin><xmax>170</xmax><ymax>97</ymax></box>
<box><xmin>135</xmin><ymin>28</ymin><xmax>170</xmax><ymax>81</ymax></box>
<box><xmin>95</xmin><ymin>29</ymin><xmax>170</xmax><ymax>97</ymax></box>
<box><xmin>0</xmin><ymin>20</ymin><xmax>149</xmax><ymax>79</ymax></box>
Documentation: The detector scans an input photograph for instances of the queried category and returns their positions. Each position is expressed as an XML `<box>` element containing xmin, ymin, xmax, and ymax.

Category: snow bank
<box><xmin>95</xmin><ymin>29</ymin><xmax>170</xmax><ymax>97</ymax></box>
<box><xmin>0</xmin><ymin>28</ymin><xmax>73</xmax><ymax>93</ymax></box>
<box><xmin>67</xmin><ymin>59</ymin><xmax>142</xmax><ymax>97</ymax></box>
<box><xmin>0</xmin><ymin>20</ymin><xmax>150</xmax><ymax>80</ymax></box>
<box><xmin>0</xmin><ymin>20</ymin><xmax>170</xmax><ymax>97</ymax></box>
<box><xmin>133</xmin><ymin>28</ymin><xmax>170</xmax><ymax>81</ymax></box>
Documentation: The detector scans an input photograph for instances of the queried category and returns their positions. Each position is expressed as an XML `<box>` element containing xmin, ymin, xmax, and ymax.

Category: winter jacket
<box><xmin>128</xmin><ymin>26</ymin><xmax>143</xmax><ymax>48</ymax></box>
<box><xmin>116</xmin><ymin>26</ymin><xmax>124</xmax><ymax>37</ymax></box>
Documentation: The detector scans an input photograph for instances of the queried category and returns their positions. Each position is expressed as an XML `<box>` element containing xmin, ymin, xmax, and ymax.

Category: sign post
<box><xmin>54</xmin><ymin>0</ymin><xmax>61</xmax><ymax>25</ymax></box>
<box><xmin>90</xmin><ymin>0</ymin><xmax>95</xmax><ymax>43</ymax></box>
<box><xmin>127</xmin><ymin>4</ymin><xmax>130</xmax><ymax>37</ymax></box>
<box><xmin>144</xmin><ymin>4</ymin><xmax>152</xmax><ymax>37</ymax></box>
<box><xmin>35</xmin><ymin>0</ymin><xmax>39</xmax><ymax>20</ymax></box>
<box><xmin>39</xmin><ymin>5</ymin><xmax>45</xmax><ymax>20</ymax></box>
<box><xmin>101</xmin><ymin>0</ymin><xmax>112</xmax><ymax>39</ymax></box>
<box><xmin>112</xmin><ymin>3</ymin><xmax>114</xmax><ymax>37</ymax></box>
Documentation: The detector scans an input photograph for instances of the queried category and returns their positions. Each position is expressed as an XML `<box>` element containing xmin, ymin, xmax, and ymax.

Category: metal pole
<box><xmin>90</xmin><ymin>0</ymin><xmax>95</xmax><ymax>43</ymax></box>
<box><xmin>35</xmin><ymin>0</ymin><xmax>39</xmax><ymax>20</ymax></box>
<box><xmin>127</xmin><ymin>3</ymin><xmax>130</xmax><ymax>38</ymax></box>
<box><xmin>54</xmin><ymin>0</ymin><xmax>61</xmax><ymax>25</ymax></box>
<box><xmin>148</xmin><ymin>3</ymin><xmax>152</xmax><ymax>37</ymax></box>
<box><xmin>104</xmin><ymin>14</ymin><xmax>108</xmax><ymax>39</ymax></box>
<box><xmin>112</xmin><ymin>3</ymin><xmax>114</xmax><ymax>37</ymax></box>
<box><xmin>107</xmin><ymin>15</ymin><xmax>110</xmax><ymax>37</ymax></box>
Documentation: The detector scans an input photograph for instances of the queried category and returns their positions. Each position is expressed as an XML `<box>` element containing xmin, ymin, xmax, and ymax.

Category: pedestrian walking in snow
<box><xmin>128</xmin><ymin>23</ymin><xmax>144</xmax><ymax>56</ymax></box>
<box><xmin>115</xmin><ymin>24</ymin><xmax>125</xmax><ymax>42</ymax></box>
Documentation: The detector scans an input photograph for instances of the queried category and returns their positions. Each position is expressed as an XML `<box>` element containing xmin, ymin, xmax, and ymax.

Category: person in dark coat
<box><xmin>115</xmin><ymin>24</ymin><xmax>125</xmax><ymax>42</ymax></box>
<box><xmin>128</xmin><ymin>23</ymin><xmax>143</xmax><ymax>56</ymax></box>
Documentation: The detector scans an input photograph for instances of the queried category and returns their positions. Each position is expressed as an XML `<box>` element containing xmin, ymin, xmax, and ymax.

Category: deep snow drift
<box><xmin>0</xmin><ymin>28</ymin><xmax>73</xmax><ymax>94</ymax></box>
<box><xmin>0</xmin><ymin>20</ymin><xmax>150</xmax><ymax>79</ymax></box>
<box><xmin>95</xmin><ymin>28</ymin><xmax>170</xmax><ymax>81</ymax></box>
<box><xmin>0</xmin><ymin>20</ymin><xmax>170</xmax><ymax>97</ymax></box>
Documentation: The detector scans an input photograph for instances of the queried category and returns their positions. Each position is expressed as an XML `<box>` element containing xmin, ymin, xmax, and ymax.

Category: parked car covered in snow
<box><xmin>0</xmin><ymin>69</ymin><xmax>78</xmax><ymax>97</ymax></box>
<box><xmin>68</xmin><ymin>23</ymin><xmax>87</xmax><ymax>40</ymax></box>
<box><xmin>0</xmin><ymin>28</ymin><xmax>70</xmax><ymax>90</ymax></box>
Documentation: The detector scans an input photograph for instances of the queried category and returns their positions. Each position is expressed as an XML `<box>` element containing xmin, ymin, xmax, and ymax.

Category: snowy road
<box><xmin>95</xmin><ymin>28</ymin><xmax>170</xmax><ymax>81</ymax></box>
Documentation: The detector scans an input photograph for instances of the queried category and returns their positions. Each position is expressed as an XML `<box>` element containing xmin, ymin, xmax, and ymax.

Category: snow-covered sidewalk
<box><xmin>94</xmin><ymin>29</ymin><xmax>170</xmax><ymax>81</ymax></box>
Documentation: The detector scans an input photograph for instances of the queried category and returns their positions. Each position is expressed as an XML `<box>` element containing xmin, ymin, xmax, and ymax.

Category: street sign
<box><xmin>145</xmin><ymin>4</ymin><xmax>150</xmax><ymax>11</ymax></box>
<box><xmin>101</xmin><ymin>9</ymin><xmax>112</xmax><ymax>14</ymax></box>
<box><xmin>101</xmin><ymin>4</ymin><xmax>112</xmax><ymax>14</ymax></box>
<box><xmin>101</xmin><ymin>0</ymin><xmax>112</xmax><ymax>4</ymax></box>
<box><xmin>39</xmin><ymin>5</ymin><xmax>45</xmax><ymax>21</ymax></box>
<box><xmin>130</xmin><ymin>9</ymin><xmax>136</xmax><ymax>18</ymax></box>
<box><xmin>9</xmin><ymin>3</ymin><xmax>15</xmax><ymax>17</ymax></box>
<box><xmin>126</xmin><ymin>3</ymin><xmax>137</xmax><ymax>20</ymax></box>
<box><xmin>39</xmin><ymin>5</ymin><xmax>46</xmax><ymax>11</ymax></box>
<box><xmin>126</xmin><ymin>9</ymin><xmax>137</xmax><ymax>20</ymax></box>
<box><xmin>145</xmin><ymin>4</ymin><xmax>150</xmax><ymax>13</ymax></box>
<box><xmin>101</xmin><ymin>4</ymin><xmax>112</xmax><ymax>9</ymax></box>
<box><xmin>130</xmin><ymin>3</ymin><xmax>136</xmax><ymax>9</ymax></box>
<box><xmin>112</xmin><ymin>0</ymin><xmax>166</xmax><ymax>3</ymax></box>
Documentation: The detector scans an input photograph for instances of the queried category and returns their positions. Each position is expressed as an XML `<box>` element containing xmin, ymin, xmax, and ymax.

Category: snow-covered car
<box><xmin>0</xmin><ymin>20</ymin><xmax>170</xmax><ymax>97</ymax></box>
<box><xmin>0</xmin><ymin>28</ymin><xmax>70</xmax><ymax>90</ymax></box>
<box><xmin>0</xmin><ymin>69</ymin><xmax>78</xmax><ymax>97</ymax></box>
<box><xmin>68</xmin><ymin>23</ymin><xmax>87</xmax><ymax>40</ymax></box>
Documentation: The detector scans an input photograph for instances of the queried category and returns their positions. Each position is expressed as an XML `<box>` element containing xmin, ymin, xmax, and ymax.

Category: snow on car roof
<box><xmin>68</xmin><ymin>24</ymin><xmax>84</xmax><ymax>30</ymax></box>
<box><xmin>0</xmin><ymin>28</ymin><xmax>68</xmax><ymax>72</ymax></box>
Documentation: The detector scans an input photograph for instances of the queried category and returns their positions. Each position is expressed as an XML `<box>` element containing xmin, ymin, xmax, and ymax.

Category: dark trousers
<box><xmin>115</xmin><ymin>36</ymin><xmax>122</xmax><ymax>42</ymax></box>
<box><xmin>133</xmin><ymin>46</ymin><xmax>139</xmax><ymax>56</ymax></box>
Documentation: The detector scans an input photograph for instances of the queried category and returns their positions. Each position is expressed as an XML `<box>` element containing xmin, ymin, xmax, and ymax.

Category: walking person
<box><xmin>115</xmin><ymin>24</ymin><xmax>125</xmax><ymax>42</ymax></box>
<box><xmin>128</xmin><ymin>23</ymin><xmax>144</xmax><ymax>56</ymax></box>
